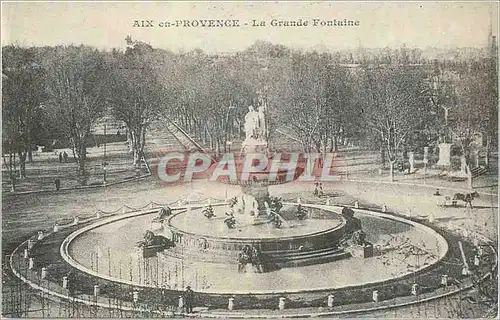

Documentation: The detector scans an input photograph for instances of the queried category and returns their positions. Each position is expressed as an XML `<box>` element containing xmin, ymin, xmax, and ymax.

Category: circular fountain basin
<box><xmin>160</xmin><ymin>205</ymin><xmax>347</xmax><ymax>267</ymax></box>
<box><xmin>65</xmin><ymin>204</ymin><xmax>448</xmax><ymax>294</ymax></box>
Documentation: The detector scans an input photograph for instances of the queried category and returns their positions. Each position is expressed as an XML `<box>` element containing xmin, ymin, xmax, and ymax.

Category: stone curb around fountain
<box><xmin>9</xmin><ymin>200</ymin><xmax>497</xmax><ymax>317</ymax></box>
<box><xmin>57</xmin><ymin>202</ymin><xmax>448</xmax><ymax>295</ymax></box>
<box><xmin>10</xmin><ymin>238</ymin><xmax>496</xmax><ymax>320</ymax></box>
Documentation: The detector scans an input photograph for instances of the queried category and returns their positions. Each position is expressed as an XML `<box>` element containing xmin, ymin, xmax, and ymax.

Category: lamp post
<box><xmin>102</xmin><ymin>162</ymin><xmax>108</xmax><ymax>186</ymax></box>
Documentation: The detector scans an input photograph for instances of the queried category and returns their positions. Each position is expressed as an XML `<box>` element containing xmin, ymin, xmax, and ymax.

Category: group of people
<box><xmin>58</xmin><ymin>151</ymin><xmax>69</xmax><ymax>163</ymax></box>
<box><xmin>313</xmin><ymin>182</ymin><xmax>324</xmax><ymax>197</ymax></box>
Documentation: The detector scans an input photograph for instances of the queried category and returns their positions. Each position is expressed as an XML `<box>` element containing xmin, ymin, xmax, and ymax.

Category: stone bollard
<box><xmin>462</xmin><ymin>266</ymin><xmax>470</xmax><ymax>276</ymax></box>
<box><xmin>354</xmin><ymin>201</ymin><xmax>359</xmax><ymax>209</ymax></box>
<box><xmin>178</xmin><ymin>295</ymin><xmax>184</xmax><ymax>309</ymax></box>
<box><xmin>150</xmin><ymin>203</ymin><xmax>155</xmax><ymax>209</ymax></box>
<box><xmin>28</xmin><ymin>258</ymin><xmax>34</xmax><ymax>270</ymax></box>
<box><xmin>411</xmin><ymin>283</ymin><xmax>418</xmax><ymax>296</ymax></box>
<box><xmin>382</xmin><ymin>205</ymin><xmax>387</xmax><ymax>213</ymax></box>
<box><xmin>53</xmin><ymin>224</ymin><xmax>60</xmax><ymax>232</ymax></box>
<box><xmin>133</xmin><ymin>291</ymin><xmax>139</xmax><ymax>303</ymax></box>
<box><xmin>27</xmin><ymin>239</ymin><xmax>34</xmax><ymax>250</ymax></box>
<box><xmin>37</xmin><ymin>231</ymin><xmax>44</xmax><ymax>240</ymax></box>
<box><xmin>477</xmin><ymin>246</ymin><xmax>484</xmax><ymax>257</ymax></box>
<box><xmin>327</xmin><ymin>294</ymin><xmax>334</xmax><ymax>307</ymax></box>
<box><xmin>372</xmin><ymin>290</ymin><xmax>379</xmax><ymax>302</ymax></box>
<box><xmin>408</xmin><ymin>152</ymin><xmax>415</xmax><ymax>172</ymax></box>
<box><xmin>441</xmin><ymin>275</ymin><xmax>448</xmax><ymax>286</ymax></box>
<box><xmin>62</xmin><ymin>276</ymin><xmax>68</xmax><ymax>289</ymax></box>
<box><xmin>23</xmin><ymin>249</ymin><xmax>29</xmax><ymax>259</ymax></box>
<box><xmin>122</xmin><ymin>207</ymin><xmax>127</xmax><ymax>214</ymax></box>
<box><xmin>41</xmin><ymin>267</ymin><xmax>47</xmax><ymax>279</ymax></box>
<box><xmin>278</xmin><ymin>297</ymin><xmax>286</xmax><ymax>311</ymax></box>
<box><xmin>325</xmin><ymin>198</ymin><xmax>330</xmax><ymax>206</ymax></box>
<box><xmin>93</xmin><ymin>285</ymin><xmax>100</xmax><ymax>296</ymax></box>
<box><xmin>228</xmin><ymin>297</ymin><xmax>234</xmax><ymax>311</ymax></box>
<box><xmin>297</xmin><ymin>197</ymin><xmax>301</xmax><ymax>204</ymax></box>
<box><xmin>73</xmin><ymin>217</ymin><xmax>79</xmax><ymax>225</ymax></box>
<box><xmin>96</xmin><ymin>212</ymin><xmax>102</xmax><ymax>219</ymax></box>
<box><xmin>474</xmin><ymin>255</ymin><xmax>480</xmax><ymax>267</ymax></box>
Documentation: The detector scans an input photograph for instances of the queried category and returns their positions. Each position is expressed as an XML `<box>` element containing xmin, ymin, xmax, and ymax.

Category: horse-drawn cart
<box><xmin>437</xmin><ymin>192</ymin><xmax>480</xmax><ymax>208</ymax></box>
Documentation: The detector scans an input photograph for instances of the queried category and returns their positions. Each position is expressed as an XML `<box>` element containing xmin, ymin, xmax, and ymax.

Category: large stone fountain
<box><xmin>148</xmin><ymin>100</ymin><xmax>356</xmax><ymax>273</ymax></box>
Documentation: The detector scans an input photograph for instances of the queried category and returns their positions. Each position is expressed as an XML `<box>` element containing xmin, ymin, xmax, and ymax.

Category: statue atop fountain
<box><xmin>241</xmin><ymin>104</ymin><xmax>268</xmax><ymax>153</ymax></box>
<box><xmin>232</xmin><ymin>100</ymin><xmax>274</xmax><ymax>225</ymax></box>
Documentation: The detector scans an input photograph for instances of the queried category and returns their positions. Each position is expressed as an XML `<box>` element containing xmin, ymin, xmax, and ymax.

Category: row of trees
<box><xmin>2</xmin><ymin>39</ymin><xmax>498</xmax><ymax>186</ymax></box>
<box><xmin>2</xmin><ymin>41</ymin><xmax>170</xmax><ymax>185</ymax></box>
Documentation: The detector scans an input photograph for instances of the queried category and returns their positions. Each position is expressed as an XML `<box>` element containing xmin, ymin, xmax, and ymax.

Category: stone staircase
<box><xmin>268</xmin><ymin>246</ymin><xmax>350</xmax><ymax>268</ymax></box>
<box><xmin>471</xmin><ymin>165</ymin><xmax>488</xmax><ymax>179</ymax></box>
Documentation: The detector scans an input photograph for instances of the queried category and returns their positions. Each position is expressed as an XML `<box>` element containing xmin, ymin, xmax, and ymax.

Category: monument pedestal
<box><xmin>460</xmin><ymin>156</ymin><xmax>467</xmax><ymax>175</ymax></box>
<box><xmin>470</xmin><ymin>150</ymin><xmax>479</xmax><ymax>168</ymax></box>
<box><xmin>437</xmin><ymin>143</ymin><xmax>452</xmax><ymax>167</ymax></box>
<box><xmin>408</xmin><ymin>152</ymin><xmax>415</xmax><ymax>172</ymax></box>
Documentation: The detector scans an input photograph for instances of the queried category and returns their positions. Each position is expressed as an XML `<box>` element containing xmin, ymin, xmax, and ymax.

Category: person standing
<box><xmin>184</xmin><ymin>286</ymin><xmax>195</xmax><ymax>314</ymax></box>
<box><xmin>63</xmin><ymin>151</ymin><xmax>68</xmax><ymax>163</ymax></box>
<box><xmin>59</xmin><ymin>152</ymin><xmax>63</xmax><ymax>163</ymax></box>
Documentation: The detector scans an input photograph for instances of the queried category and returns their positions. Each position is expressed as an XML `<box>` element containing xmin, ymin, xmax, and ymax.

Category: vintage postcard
<box><xmin>1</xmin><ymin>1</ymin><xmax>498</xmax><ymax>318</ymax></box>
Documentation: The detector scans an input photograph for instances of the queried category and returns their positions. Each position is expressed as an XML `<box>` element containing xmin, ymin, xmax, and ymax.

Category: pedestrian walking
<box><xmin>184</xmin><ymin>286</ymin><xmax>195</xmax><ymax>314</ymax></box>
<box><xmin>59</xmin><ymin>152</ymin><xmax>63</xmax><ymax>163</ymax></box>
<box><xmin>63</xmin><ymin>151</ymin><xmax>68</xmax><ymax>163</ymax></box>
<box><xmin>54</xmin><ymin>179</ymin><xmax>61</xmax><ymax>191</ymax></box>
<box><xmin>313</xmin><ymin>182</ymin><xmax>319</xmax><ymax>197</ymax></box>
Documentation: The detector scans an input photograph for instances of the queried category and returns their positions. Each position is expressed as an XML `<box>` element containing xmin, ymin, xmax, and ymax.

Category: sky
<box><xmin>2</xmin><ymin>2</ymin><xmax>499</xmax><ymax>53</ymax></box>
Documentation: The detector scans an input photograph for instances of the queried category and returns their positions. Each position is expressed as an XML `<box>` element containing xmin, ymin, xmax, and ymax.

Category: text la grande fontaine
<box><xmin>253</xmin><ymin>18</ymin><xmax>360</xmax><ymax>27</ymax></box>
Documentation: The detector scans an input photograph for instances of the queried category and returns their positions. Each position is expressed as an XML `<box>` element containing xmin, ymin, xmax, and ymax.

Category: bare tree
<box><xmin>2</xmin><ymin>46</ymin><xmax>46</xmax><ymax>185</ymax></box>
<box><xmin>107</xmin><ymin>41</ymin><xmax>167</xmax><ymax>167</ymax></box>
<box><xmin>450</xmin><ymin>62</ymin><xmax>497</xmax><ymax>188</ymax></box>
<box><xmin>361</xmin><ymin>65</ymin><xmax>429</xmax><ymax>181</ymax></box>
<box><xmin>45</xmin><ymin>46</ymin><xmax>107</xmax><ymax>184</ymax></box>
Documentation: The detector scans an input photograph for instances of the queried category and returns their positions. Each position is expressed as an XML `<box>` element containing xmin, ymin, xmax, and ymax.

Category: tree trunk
<box><xmin>128</xmin><ymin>131</ymin><xmax>133</xmax><ymax>153</ymax></box>
<box><xmin>389</xmin><ymin>160</ymin><xmax>396</xmax><ymax>182</ymax></box>
<box><xmin>334</xmin><ymin>135</ymin><xmax>338</xmax><ymax>152</ymax></box>
<box><xmin>77</xmin><ymin>145</ymin><xmax>87</xmax><ymax>185</ymax></box>
<box><xmin>18</xmin><ymin>151</ymin><xmax>27</xmax><ymax>178</ymax></box>
<box><xmin>4</xmin><ymin>151</ymin><xmax>16</xmax><ymax>192</ymax></box>
<box><xmin>71</xmin><ymin>145</ymin><xmax>77</xmax><ymax>161</ymax></box>
<box><xmin>131</xmin><ymin>130</ymin><xmax>143</xmax><ymax>168</ymax></box>
<box><xmin>133</xmin><ymin>149</ymin><xmax>140</xmax><ymax>167</ymax></box>
<box><xmin>380</xmin><ymin>146</ymin><xmax>386</xmax><ymax>168</ymax></box>
<box><xmin>466</xmin><ymin>164</ymin><xmax>473</xmax><ymax>189</ymax></box>
<box><xmin>485</xmin><ymin>136</ymin><xmax>491</xmax><ymax>168</ymax></box>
